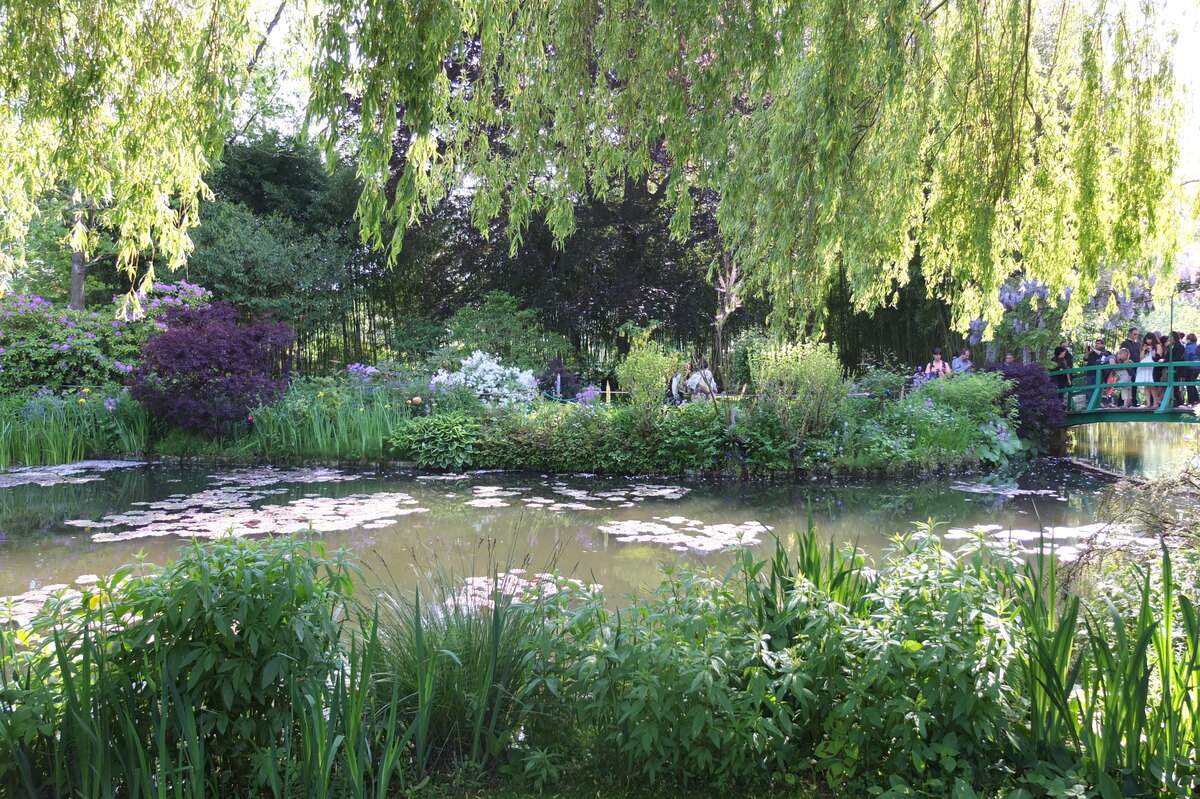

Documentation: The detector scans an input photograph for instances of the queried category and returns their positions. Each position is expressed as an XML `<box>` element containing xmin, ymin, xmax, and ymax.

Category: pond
<box><xmin>0</xmin><ymin>457</ymin><xmax>1123</xmax><ymax>623</ymax></box>
<box><xmin>1066</xmin><ymin>421</ymin><xmax>1200</xmax><ymax>479</ymax></box>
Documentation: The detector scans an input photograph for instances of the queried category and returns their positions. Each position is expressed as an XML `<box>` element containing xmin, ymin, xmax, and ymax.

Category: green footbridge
<box><xmin>1049</xmin><ymin>361</ymin><xmax>1200</xmax><ymax>427</ymax></box>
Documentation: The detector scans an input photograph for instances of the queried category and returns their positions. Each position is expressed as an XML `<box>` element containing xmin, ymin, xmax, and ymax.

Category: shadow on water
<box><xmin>0</xmin><ymin>460</ymin><xmax>1117</xmax><ymax>604</ymax></box>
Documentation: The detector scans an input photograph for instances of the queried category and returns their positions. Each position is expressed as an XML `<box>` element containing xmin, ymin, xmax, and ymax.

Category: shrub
<box><xmin>537</xmin><ymin>357</ymin><xmax>579</xmax><ymax>399</ymax></box>
<box><xmin>823</xmin><ymin>531</ymin><xmax>1023</xmax><ymax>793</ymax></box>
<box><xmin>729</xmin><ymin>330</ymin><xmax>769</xmax><ymax>390</ymax></box>
<box><xmin>749</xmin><ymin>342</ymin><xmax>848</xmax><ymax>440</ymax></box>
<box><xmin>732</xmin><ymin>402</ymin><xmax>794</xmax><ymax>471</ymax></box>
<box><xmin>983</xmin><ymin>362</ymin><xmax>1065</xmax><ymax>448</ymax></box>
<box><xmin>0</xmin><ymin>283</ymin><xmax>210</xmax><ymax>394</ymax></box>
<box><xmin>430</xmin><ymin>350</ymin><xmax>537</xmax><ymax>407</ymax></box>
<box><xmin>538</xmin><ymin>568</ymin><xmax>836</xmax><ymax>785</ymax></box>
<box><xmin>388</xmin><ymin>412</ymin><xmax>481</xmax><ymax>469</ymax></box>
<box><xmin>132</xmin><ymin>303</ymin><xmax>293</xmax><ymax>437</ymax></box>
<box><xmin>445</xmin><ymin>291</ymin><xmax>571</xmax><ymax>370</ymax></box>
<box><xmin>654</xmin><ymin>402</ymin><xmax>729</xmax><ymax>471</ymax></box>
<box><xmin>909</xmin><ymin>371</ymin><xmax>1014</xmax><ymax>424</ymax></box>
<box><xmin>615</xmin><ymin>342</ymin><xmax>682</xmax><ymax>426</ymax></box>
<box><xmin>387</xmin><ymin>314</ymin><xmax>449</xmax><ymax>361</ymax></box>
<box><xmin>1</xmin><ymin>537</ymin><xmax>353</xmax><ymax>794</ymax></box>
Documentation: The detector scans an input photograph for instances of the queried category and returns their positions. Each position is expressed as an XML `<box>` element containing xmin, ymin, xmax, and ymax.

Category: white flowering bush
<box><xmin>430</xmin><ymin>350</ymin><xmax>538</xmax><ymax>406</ymax></box>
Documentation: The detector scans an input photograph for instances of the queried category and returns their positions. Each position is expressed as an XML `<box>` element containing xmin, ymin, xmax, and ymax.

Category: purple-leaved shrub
<box><xmin>132</xmin><ymin>303</ymin><xmax>293</xmax><ymax>436</ymax></box>
<box><xmin>983</xmin><ymin>362</ymin><xmax>1064</xmax><ymax>448</ymax></box>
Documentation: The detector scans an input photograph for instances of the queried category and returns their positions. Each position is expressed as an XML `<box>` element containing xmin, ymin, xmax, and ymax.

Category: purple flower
<box><xmin>577</xmin><ymin>384</ymin><xmax>601</xmax><ymax>407</ymax></box>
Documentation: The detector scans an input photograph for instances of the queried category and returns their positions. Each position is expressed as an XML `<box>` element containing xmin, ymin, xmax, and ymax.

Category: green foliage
<box><xmin>310</xmin><ymin>0</ymin><xmax>1182</xmax><ymax>337</ymax></box>
<box><xmin>0</xmin><ymin>537</ymin><xmax>354</xmax><ymax>795</ymax></box>
<box><xmin>374</xmin><ymin>570</ymin><xmax>554</xmax><ymax>776</ymax></box>
<box><xmin>389</xmin><ymin>315</ymin><xmax>450</xmax><ymax>362</ymax></box>
<box><xmin>749</xmin><ymin>342</ymin><xmax>848</xmax><ymax>441</ymax></box>
<box><xmin>729</xmin><ymin>331</ymin><xmax>769</xmax><ymax>390</ymax></box>
<box><xmin>653</xmin><ymin>403</ymin><xmax>729</xmax><ymax>471</ymax></box>
<box><xmin>0</xmin><ymin>389</ymin><xmax>148</xmax><ymax>469</ymax></box>
<box><xmin>446</xmin><ymin>292</ymin><xmax>571</xmax><ymax>371</ymax></box>
<box><xmin>0</xmin><ymin>0</ymin><xmax>264</xmax><ymax>284</ymax></box>
<box><xmin>539</xmin><ymin>569</ymin><xmax>824</xmax><ymax>784</ymax></box>
<box><xmin>616</xmin><ymin>342</ymin><xmax>682</xmax><ymax>426</ymax></box>
<box><xmin>908</xmin><ymin>372</ymin><xmax>1014</xmax><ymax>424</ymax></box>
<box><xmin>0</xmin><ymin>295</ymin><xmax>155</xmax><ymax>395</ymax></box>
<box><xmin>388</xmin><ymin>413</ymin><xmax>482</xmax><ymax>470</ymax></box>
<box><xmin>251</xmin><ymin>379</ymin><xmax>418</xmax><ymax>461</ymax></box>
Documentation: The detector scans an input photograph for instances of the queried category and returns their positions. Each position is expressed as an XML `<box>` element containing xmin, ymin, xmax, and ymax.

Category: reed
<box><xmin>250</xmin><ymin>383</ymin><xmax>412</xmax><ymax>460</ymax></box>
<box><xmin>0</xmin><ymin>392</ymin><xmax>148</xmax><ymax>470</ymax></box>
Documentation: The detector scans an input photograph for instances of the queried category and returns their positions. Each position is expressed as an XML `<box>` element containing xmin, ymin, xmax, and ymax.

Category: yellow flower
<box><xmin>78</xmin><ymin>398</ymin><xmax>86</xmax><ymax>403</ymax></box>
<box><xmin>317</xmin><ymin>391</ymin><xmax>325</xmax><ymax>397</ymax></box>
<box><xmin>81</xmin><ymin>388</ymin><xmax>90</xmax><ymax>393</ymax></box>
<box><xmin>358</xmin><ymin>407</ymin><xmax>364</xmax><ymax>412</ymax></box>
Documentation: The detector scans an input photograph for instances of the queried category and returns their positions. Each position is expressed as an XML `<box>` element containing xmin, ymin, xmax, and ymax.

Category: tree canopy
<box><xmin>0</xmin><ymin>0</ymin><xmax>1187</xmax><ymax>334</ymax></box>
<box><xmin>0</xmin><ymin>0</ymin><xmax>277</xmax><ymax>306</ymax></box>
<box><xmin>308</xmin><ymin>0</ymin><xmax>1184</xmax><ymax>334</ymax></box>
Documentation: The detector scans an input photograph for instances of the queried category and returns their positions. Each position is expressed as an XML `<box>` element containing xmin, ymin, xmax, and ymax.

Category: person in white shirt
<box><xmin>685</xmin><ymin>357</ymin><xmax>718</xmax><ymax>402</ymax></box>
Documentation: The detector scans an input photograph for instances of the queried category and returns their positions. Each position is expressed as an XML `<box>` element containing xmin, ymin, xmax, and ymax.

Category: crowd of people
<box><xmin>922</xmin><ymin>325</ymin><xmax>1200</xmax><ymax>411</ymax></box>
<box><xmin>1049</xmin><ymin>326</ymin><xmax>1200</xmax><ymax>410</ymax></box>
<box><xmin>921</xmin><ymin>348</ymin><xmax>1016</xmax><ymax>377</ymax></box>
<box><xmin>668</xmin><ymin>357</ymin><xmax>719</xmax><ymax>404</ymax></box>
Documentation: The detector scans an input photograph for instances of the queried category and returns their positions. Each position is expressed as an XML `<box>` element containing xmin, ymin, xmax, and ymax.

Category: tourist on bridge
<box><xmin>1113</xmin><ymin>348</ymin><xmax>1134</xmax><ymax>408</ymax></box>
<box><xmin>1185</xmin><ymin>333</ymin><xmax>1199</xmax><ymax>406</ymax></box>
<box><xmin>1084</xmin><ymin>339</ymin><xmax>1112</xmax><ymax>407</ymax></box>
<box><xmin>1170</xmin><ymin>332</ymin><xmax>1188</xmax><ymax>408</ymax></box>
<box><xmin>1051</xmin><ymin>346</ymin><xmax>1073</xmax><ymax>409</ymax></box>
<box><xmin>1120</xmin><ymin>326</ymin><xmax>1141</xmax><ymax>406</ymax></box>
<box><xmin>1136</xmin><ymin>333</ymin><xmax>1164</xmax><ymax>409</ymax></box>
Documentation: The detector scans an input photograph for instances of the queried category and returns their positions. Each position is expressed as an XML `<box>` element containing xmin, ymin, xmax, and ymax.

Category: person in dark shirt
<box><xmin>1052</xmin><ymin>346</ymin><xmax>1073</xmax><ymax>409</ymax></box>
<box><xmin>1085</xmin><ymin>339</ymin><xmax>1111</xmax><ymax>407</ymax></box>
<box><xmin>1119</xmin><ymin>326</ymin><xmax>1141</xmax><ymax>406</ymax></box>
<box><xmin>1185</xmin><ymin>333</ymin><xmax>1199</xmax><ymax>406</ymax></box>
<box><xmin>1170</xmin><ymin>331</ymin><xmax>1187</xmax><ymax>408</ymax></box>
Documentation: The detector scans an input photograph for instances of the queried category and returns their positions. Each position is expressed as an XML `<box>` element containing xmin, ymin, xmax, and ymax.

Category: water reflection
<box><xmin>1067</xmin><ymin>422</ymin><xmax>1200</xmax><ymax>478</ymax></box>
<box><xmin>0</xmin><ymin>462</ymin><xmax>1110</xmax><ymax>603</ymax></box>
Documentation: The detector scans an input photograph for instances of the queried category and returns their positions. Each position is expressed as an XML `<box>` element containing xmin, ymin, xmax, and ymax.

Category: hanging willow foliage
<box><xmin>309</xmin><ymin>0</ymin><xmax>1183</xmax><ymax>335</ymax></box>
<box><xmin>0</xmin><ymin>0</ymin><xmax>270</xmax><ymax>305</ymax></box>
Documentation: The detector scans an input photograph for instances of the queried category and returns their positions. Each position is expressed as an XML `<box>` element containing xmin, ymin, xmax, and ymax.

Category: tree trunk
<box><xmin>68</xmin><ymin>239</ymin><xmax>87</xmax><ymax>310</ymax></box>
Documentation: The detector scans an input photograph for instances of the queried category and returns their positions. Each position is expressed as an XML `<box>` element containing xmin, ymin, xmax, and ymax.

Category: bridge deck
<box><xmin>1049</xmin><ymin>359</ymin><xmax>1200</xmax><ymax>427</ymax></box>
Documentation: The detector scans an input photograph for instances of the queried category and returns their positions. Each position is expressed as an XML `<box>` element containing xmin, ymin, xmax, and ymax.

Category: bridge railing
<box><xmin>1047</xmin><ymin>360</ymin><xmax>1200</xmax><ymax>414</ymax></box>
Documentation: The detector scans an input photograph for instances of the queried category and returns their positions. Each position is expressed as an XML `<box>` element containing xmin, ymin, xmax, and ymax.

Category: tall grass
<box><xmin>250</xmin><ymin>383</ymin><xmax>413</xmax><ymax>460</ymax></box>
<box><xmin>0</xmin><ymin>392</ymin><xmax>148</xmax><ymax>470</ymax></box>
<box><xmin>1012</xmin><ymin>541</ymin><xmax>1200</xmax><ymax>796</ymax></box>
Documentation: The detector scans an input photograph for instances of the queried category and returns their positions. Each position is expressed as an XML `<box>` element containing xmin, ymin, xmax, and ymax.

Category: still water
<box><xmin>1066</xmin><ymin>421</ymin><xmax>1200</xmax><ymax>478</ymax></box>
<box><xmin>0</xmin><ymin>457</ymin><xmax>1122</xmax><ymax>617</ymax></box>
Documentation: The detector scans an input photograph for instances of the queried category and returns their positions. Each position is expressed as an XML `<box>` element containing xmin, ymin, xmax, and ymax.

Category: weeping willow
<box><xmin>0</xmin><ymin>0</ymin><xmax>273</xmax><ymax>299</ymax></box>
<box><xmin>309</xmin><ymin>0</ymin><xmax>1183</xmax><ymax>335</ymax></box>
<box><xmin>0</xmin><ymin>1</ymin><xmax>1183</xmax><ymax>334</ymax></box>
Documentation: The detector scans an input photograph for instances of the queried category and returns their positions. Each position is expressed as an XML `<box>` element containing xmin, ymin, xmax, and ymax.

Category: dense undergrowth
<box><xmin>2</xmin><ymin>528</ymin><xmax>1198</xmax><ymax>798</ymax></box>
<box><xmin>0</xmin><ymin>288</ymin><xmax>1060</xmax><ymax>477</ymax></box>
<box><xmin>0</xmin><ymin>361</ymin><xmax>1046</xmax><ymax>478</ymax></box>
